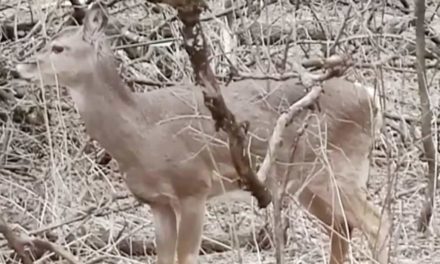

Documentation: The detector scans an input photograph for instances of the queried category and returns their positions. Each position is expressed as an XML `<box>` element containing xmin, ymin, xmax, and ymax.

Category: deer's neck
<box><xmin>69</xmin><ymin>75</ymin><xmax>145</xmax><ymax>168</ymax></box>
<box><xmin>69</xmin><ymin>72</ymin><xmax>140</xmax><ymax>135</ymax></box>
<box><xmin>70</xmin><ymin>71</ymin><xmax>134</xmax><ymax>113</ymax></box>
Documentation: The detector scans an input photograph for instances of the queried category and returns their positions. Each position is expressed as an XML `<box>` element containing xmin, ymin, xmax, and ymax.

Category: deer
<box><xmin>16</xmin><ymin>4</ymin><xmax>390</xmax><ymax>264</ymax></box>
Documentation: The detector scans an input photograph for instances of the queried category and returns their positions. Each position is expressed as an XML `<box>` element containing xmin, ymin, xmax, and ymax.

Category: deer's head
<box><xmin>17</xmin><ymin>4</ymin><xmax>110</xmax><ymax>87</ymax></box>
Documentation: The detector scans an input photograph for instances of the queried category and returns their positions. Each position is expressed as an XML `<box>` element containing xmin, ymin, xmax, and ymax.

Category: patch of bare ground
<box><xmin>1</xmin><ymin>0</ymin><xmax>440</xmax><ymax>263</ymax></box>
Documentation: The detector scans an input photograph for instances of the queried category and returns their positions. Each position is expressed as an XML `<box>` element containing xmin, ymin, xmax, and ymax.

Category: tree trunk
<box><xmin>415</xmin><ymin>0</ymin><xmax>437</xmax><ymax>232</ymax></box>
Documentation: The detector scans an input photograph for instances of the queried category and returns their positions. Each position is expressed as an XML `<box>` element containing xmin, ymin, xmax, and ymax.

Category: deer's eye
<box><xmin>51</xmin><ymin>45</ymin><xmax>64</xmax><ymax>54</ymax></box>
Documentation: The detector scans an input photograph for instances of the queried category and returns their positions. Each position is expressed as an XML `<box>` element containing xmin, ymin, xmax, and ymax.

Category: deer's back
<box><xmin>132</xmin><ymin>78</ymin><xmax>375</xmax><ymax>168</ymax></box>
<box><xmin>120</xmin><ymin>78</ymin><xmax>376</xmax><ymax>200</ymax></box>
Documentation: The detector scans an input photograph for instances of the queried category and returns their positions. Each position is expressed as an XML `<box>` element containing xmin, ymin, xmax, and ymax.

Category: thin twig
<box><xmin>328</xmin><ymin>5</ymin><xmax>352</xmax><ymax>55</ymax></box>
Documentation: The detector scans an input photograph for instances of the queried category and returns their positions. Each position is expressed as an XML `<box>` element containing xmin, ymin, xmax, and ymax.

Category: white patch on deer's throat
<box><xmin>68</xmin><ymin>88</ymin><xmax>86</xmax><ymax>112</ymax></box>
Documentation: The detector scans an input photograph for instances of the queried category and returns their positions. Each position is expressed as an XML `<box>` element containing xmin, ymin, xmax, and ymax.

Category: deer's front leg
<box><xmin>176</xmin><ymin>195</ymin><xmax>207</xmax><ymax>264</ymax></box>
<box><xmin>151</xmin><ymin>203</ymin><xmax>179</xmax><ymax>264</ymax></box>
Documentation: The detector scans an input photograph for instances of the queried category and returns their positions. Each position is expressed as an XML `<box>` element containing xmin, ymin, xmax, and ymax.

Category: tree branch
<box><xmin>0</xmin><ymin>216</ymin><xmax>33</xmax><ymax>264</ymax></box>
<box><xmin>147</xmin><ymin>0</ymin><xmax>272</xmax><ymax>208</ymax></box>
<box><xmin>67</xmin><ymin>0</ymin><xmax>87</xmax><ymax>25</ymax></box>
<box><xmin>414</xmin><ymin>0</ymin><xmax>437</xmax><ymax>232</ymax></box>
<box><xmin>0</xmin><ymin>216</ymin><xmax>81</xmax><ymax>263</ymax></box>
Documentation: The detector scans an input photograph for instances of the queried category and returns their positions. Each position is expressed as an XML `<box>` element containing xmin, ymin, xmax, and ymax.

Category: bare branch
<box><xmin>0</xmin><ymin>216</ymin><xmax>33</xmax><ymax>264</ymax></box>
<box><xmin>414</xmin><ymin>0</ymin><xmax>437</xmax><ymax>232</ymax></box>
<box><xmin>28</xmin><ymin>239</ymin><xmax>81</xmax><ymax>264</ymax></box>
<box><xmin>0</xmin><ymin>216</ymin><xmax>81</xmax><ymax>263</ymax></box>
<box><xmin>257</xmin><ymin>55</ymin><xmax>350</xmax><ymax>264</ymax></box>
<box><xmin>146</xmin><ymin>0</ymin><xmax>272</xmax><ymax>208</ymax></box>
<box><xmin>67</xmin><ymin>0</ymin><xmax>87</xmax><ymax>25</ymax></box>
<box><xmin>328</xmin><ymin>5</ymin><xmax>352</xmax><ymax>55</ymax></box>
<box><xmin>257</xmin><ymin>55</ymin><xmax>351</xmax><ymax>185</ymax></box>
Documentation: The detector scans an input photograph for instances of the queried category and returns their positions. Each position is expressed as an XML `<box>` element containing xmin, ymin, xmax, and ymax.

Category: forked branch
<box><xmin>0</xmin><ymin>216</ymin><xmax>80</xmax><ymax>264</ymax></box>
<box><xmin>262</xmin><ymin>56</ymin><xmax>351</xmax><ymax>264</ymax></box>
<box><xmin>0</xmin><ymin>216</ymin><xmax>33</xmax><ymax>264</ymax></box>
<box><xmin>257</xmin><ymin>55</ymin><xmax>351</xmax><ymax>184</ymax></box>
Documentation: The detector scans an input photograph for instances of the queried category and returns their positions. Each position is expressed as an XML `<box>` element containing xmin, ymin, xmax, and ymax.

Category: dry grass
<box><xmin>1</xmin><ymin>0</ymin><xmax>440</xmax><ymax>263</ymax></box>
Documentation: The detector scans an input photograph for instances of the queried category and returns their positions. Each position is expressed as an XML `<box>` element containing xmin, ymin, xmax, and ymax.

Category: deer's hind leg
<box><xmin>328</xmin><ymin>220</ymin><xmax>353</xmax><ymax>264</ymax></box>
<box><xmin>298</xmin><ymin>188</ymin><xmax>353</xmax><ymax>264</ymax></box>
<box><xmin>340</xmin><ymin>186</ymin><xmax>391</xmax><ymax>264</ymax></box>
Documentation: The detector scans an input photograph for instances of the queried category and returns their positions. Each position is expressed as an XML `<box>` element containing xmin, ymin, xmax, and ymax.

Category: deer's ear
<box><xmin>83</xmin><ymin>3</ymin><xmax>108</xmax><ymax>41</ymax></box>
